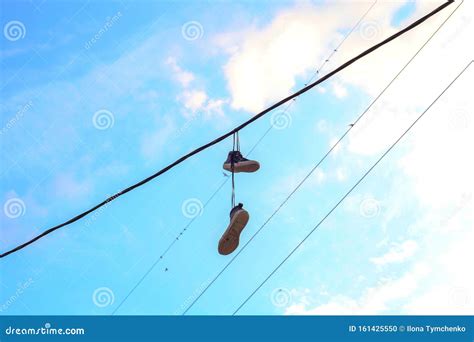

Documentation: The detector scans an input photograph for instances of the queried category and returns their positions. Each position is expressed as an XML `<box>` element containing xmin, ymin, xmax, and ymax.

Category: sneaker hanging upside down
<box><xmin>218</xmin><ymin>203</ymin><xmax>249</xmax><ymax>255</ymax></box>
<box><xmin>223</xmin><ymin>151</ymin><xmax>260</xmax><ymax>173</ymax></box>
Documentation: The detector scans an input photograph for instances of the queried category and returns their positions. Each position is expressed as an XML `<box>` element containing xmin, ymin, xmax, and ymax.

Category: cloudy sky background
<box><xmin>0</xmin><ymin>0</ymin><xmax>472</xmax><ymax>315</ymax></box>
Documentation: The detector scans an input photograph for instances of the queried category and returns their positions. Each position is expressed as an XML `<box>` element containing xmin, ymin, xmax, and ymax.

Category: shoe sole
<box><xmin>218</xmin><ymin>209</ymin><xmax>249</xmax><ymax>255</ymax></box>
<box><xmin>223</xmin><ymin>161</ymin><xmax>260</xmax><ymax>173</ymax></box>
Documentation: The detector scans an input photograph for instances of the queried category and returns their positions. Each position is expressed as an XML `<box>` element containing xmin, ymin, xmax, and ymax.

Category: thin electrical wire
<box><xmin>110</xmin><ymin>177</ymin><xmax>228</xmax><ymax>315</ymax></box>
<box><xmin>0</xmin><ymin>0</ymin><xmax>453</xmax><ymax>259</ymax></box>
<box><xmin>181</xmin><ymin>0</ymin><xmax>463</xmax><ymax>314</ymax></box>
<box><xmin>247</xmin><ymin>0</ymin><xmax>378</xmax><ymax>156</ymax></box>
<box><xmin>110</xmin><ymin>2</ymin><xmax>378</xmax><ymax>314</ymax></box>
<box><xmin>233</xmin><ymin>61</ymin><xmax>472</xmax><ymax>315</ymax></box>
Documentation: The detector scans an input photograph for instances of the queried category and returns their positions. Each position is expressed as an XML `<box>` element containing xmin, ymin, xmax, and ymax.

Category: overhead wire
<box><xmin>0</xmin><ymin>0</ymin><xmax>453</xmax><ymax>259</ymax></box>
<box><xmin>232</xmin><ymin>60</ymin><xmax>472</xmax><ymax>315</ymax></box>
<box><xmin>246</xmin><ymin>0</ymin><xmax>378</xmax><ymax>156</ymax></box>
<box><xmin>110</xmin><ymin>1</ymin><xmax>379</xmax><ymax>314</ymax></box>
<box><xmin>181</xmin><ymin>0</ymin><xmax>463</xmax><ymax>315</ymax></box>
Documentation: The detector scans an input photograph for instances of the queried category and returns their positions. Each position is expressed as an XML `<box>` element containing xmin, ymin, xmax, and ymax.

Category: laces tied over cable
<box><xmin>230</xmin><ymin>132</ymin><xmax>241</xmax><ymax>208</ymax></box>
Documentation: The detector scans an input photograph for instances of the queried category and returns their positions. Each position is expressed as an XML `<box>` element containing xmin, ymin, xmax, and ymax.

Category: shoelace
<box><xmin>230</xmin><ymin>132</ymin><xmax>241</xmax><ymax>208</ymax></box>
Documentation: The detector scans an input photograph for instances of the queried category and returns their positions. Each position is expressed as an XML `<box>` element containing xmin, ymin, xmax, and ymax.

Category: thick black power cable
<box><xmin>233</xmin><ymin>61</ymin><xmax>472</xmax><ymax>315</ymax></box>
<box><xmin>0</xmin><ymin>0</ymin><xmax>453</xmax><ymax>259</ymax></box>
<box><xmin>181</xmin><ymin>0</ymin><xmax>463</xmax><ymax>315</ymax></box>
<box><xmin>110</xmin><ymin>2</ymin><xmax>378</xmax><ymax>315</ymax></box>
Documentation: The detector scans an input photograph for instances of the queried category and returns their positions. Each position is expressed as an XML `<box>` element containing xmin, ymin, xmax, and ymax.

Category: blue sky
<box><xmin>1</xmin><ymin>0</ymin><xmax>472</xmax><ymax>315</ymax></box>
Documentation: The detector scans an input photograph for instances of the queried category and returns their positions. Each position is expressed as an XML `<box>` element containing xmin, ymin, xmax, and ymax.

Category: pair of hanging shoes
<box><xmin>218</xmin><ymin>152</ymin><xmax>259</xmax><ymax>255</ymax></box>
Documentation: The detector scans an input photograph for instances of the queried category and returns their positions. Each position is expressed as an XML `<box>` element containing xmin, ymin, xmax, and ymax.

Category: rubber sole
<box><xmin>223</xmin><ymin>160</ymin><xmax>260</xmax><ymax>173</ymax></box>
<box><xmin>218</xmin><ymin>209</ymin><xmax>250</xmax><ymax>255</ymax></box>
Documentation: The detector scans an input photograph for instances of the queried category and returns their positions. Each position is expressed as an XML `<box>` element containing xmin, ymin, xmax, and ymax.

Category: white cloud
<box><xmin>287</xmin><ymin>215</ymin><xmax>474</xmax><ymax>315</ymax></box>
<box><xmin>274</xmin><ymin>1</ymin><xmax>474</xmax><ymax>315</ymax></box>
<box><xmin>166</xmin><ymin>57</ymin><xmax>195</xmax><ymax>87</ymax></box>
<box><xmin>179</xmin><ymin>90</ymin><xmax>208</xmax><ymax>113</ymax></box>
<box><xmin>220</xmin><ymin>2</ymin><xmax>369</xmax><ymax>112</ymax></box>
<box><xmin>178</xmin><ymin>90</ymin><xmax>228</xmax><ymax>122</ymax></box>
<box><xmin>314</xmin><ymin>169</ymin><xmax>326</xmax><ymax>184</ymax></box>
<box><xmin>285</xmin><ymin>91</ymin><xmax>473</xmax><ymax>315</ymax></box>
<box><xmin>348</xmin><ymin>99</ymin><xmax>416</xmax><ymax>156</ymax></box>
<box><xmin>342</xmin><ymin>1</ymin><xmax>473</xmax><ymax>157</ymax></box>
<box><xmin>397</xmin><ymin>69</ymin><xmax>474</xmax><ymax>210</ymax></box>
<box><xmin>204</xmin><ymin>98</ymin><xmax>226</xmax><ymax>119</ymax></box>
<box><xmin>370</xmin><ymin>240</ymin><xmax>418</xmax><ymax>266</ymax></box>
<box><xmin>284</xmin><ymin>64</ymin><xmax>473</xmax><ymax>315</ymax></box>
<box><xmin>331</xmin><ymin>1</ymin><xmax>461</xmax><ymax>98</ymax></box>
<box><xmin>331</xmin><ymin>81</ymin><xmax>348</xmax><ymax>99</ymax></box>
<box><xmin>335</xmin><ymin>167</ymin><xmax>347</xmax><ymax>182</ymax></box>
<box><xmin>316</xmin><ymin>85</ymin><xmax>327</xmax><ymax>94</ymax></box>
<box><xmin>403</xmin><ymin>223</ymin><xmax>474</xmax><ymax>314</ymax></box>
<box><xmin>286</xmin><ymin>263</ymin><xmax>432</xmax><ymax>315</ymax></box>
<box><xmin>168</xmin><ymin>58</ymin><xmax>228</xmax><ymax>121</ymax></box>
<box><xmin>286</xmin><ymin>296</ymin><xmax>358</xmax><ymax>315</ymax></box>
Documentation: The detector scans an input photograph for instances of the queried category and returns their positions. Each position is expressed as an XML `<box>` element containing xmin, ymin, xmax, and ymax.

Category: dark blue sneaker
<box><xmin>218</xmin><ymin>203</ymin><xmax>249</xmax><ymax>255</ymax></box>
<box><xmin>223</xmin><ymin>151</ymin><xmax>260</xmax><ymax>173</ymax></box>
